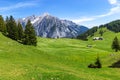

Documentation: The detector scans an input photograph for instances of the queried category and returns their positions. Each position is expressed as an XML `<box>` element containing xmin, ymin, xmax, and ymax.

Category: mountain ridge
<box><xmin>19</xmin><ymin>13</ymin><xmax>88</xmax><ymax>38</ymax></box>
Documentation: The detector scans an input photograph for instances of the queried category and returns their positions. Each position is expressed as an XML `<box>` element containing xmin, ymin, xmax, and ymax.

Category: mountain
<box><xmin>19</xmin><ymin>13</ymin><xmax>88</xmax><ymax>38</ymax></box>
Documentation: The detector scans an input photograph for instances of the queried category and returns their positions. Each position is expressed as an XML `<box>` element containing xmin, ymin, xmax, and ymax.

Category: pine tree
<box><xmin>6</xmin><ymin>16</ymin><xmax>18</xmax><ymax>40</ymax></box>
<box><xmin>112</xmin><ymin>36</ymin><xmax>120</xmax><ymax>52</ymax></box>
<box><xmin>17</xmin><ymin>22</ymin><xmax>24</xmax><ymax>41</ymax></box>
<box><xmin>0</xmin><ymin>15</ymin><xmax>7</xmax><ymax>35</ymax></box>
<box><xmin>88</xmin><ymin>55</ymin><xmax>102</xmax><ymax>68</ymax></box>
<box><xmin>24</xmin><ymin>20</ymin><xmax>37</xmax><ymax>46</ymax></box>
<box><xmin>6</xmin><ymin>16</ymin><xmax>10</xmax><ymax>36</ymax></box>
<box><xmin>95</xmin><ymin>56</ymin><xmax>102</xmax><ymax>68</ymax></box>
<box><xmin>99</xmin><ymin>29</ymin><xmax>103</xmax><ymax>36</ymax></box>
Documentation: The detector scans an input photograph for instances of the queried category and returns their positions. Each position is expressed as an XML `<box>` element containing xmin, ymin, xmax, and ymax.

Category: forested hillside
<box><xmin>77</xmin><ymin>20</ymin><xmax>120</xmax><ymax>40</ymax></box>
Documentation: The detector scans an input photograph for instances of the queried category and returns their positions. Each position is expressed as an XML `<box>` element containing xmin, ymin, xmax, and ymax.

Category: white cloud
<box><xmin>98</xmin><ymin>0</ymin><xmax>120</xmax><ymax>17</ymax></box>
<box><xmin>108</xmin><ymin>0</ymin><xmax>117</xmax><ymax>5</ymax></box>
<box><xmin>72</xmin><ymin>0</ymin><xmax>120</xmax><ymax>25</ymax></box>
<box><xmin>72</xmin><ymin>17</ymin><xmax>95</xmax><ymax>24</ymax></box>
<box><xmin>0</xmin><ymin>2</ymin><xmax>37</xmax><ymax>12</ymax></box>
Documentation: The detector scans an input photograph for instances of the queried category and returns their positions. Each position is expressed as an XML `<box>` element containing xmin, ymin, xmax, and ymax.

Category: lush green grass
<box><xmin>0</xmin><ymin>28</ymin><xmax>120</xmax><ymax>80</ymax></box>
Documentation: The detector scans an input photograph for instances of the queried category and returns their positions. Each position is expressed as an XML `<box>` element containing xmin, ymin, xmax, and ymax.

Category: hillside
<box><xmin>0</xmin><ymin>28</ymin><xmax>120</xmax><ymax>80</ymax></box>
<box><xmin>100</xmin><ymin>20</ymin><xmax>120</xmax><ymax>33</ymax></box>
<box><xmin>77</xmin><ymin>19</ymin><xmax>120</xmax><ymax>40</ymax></box>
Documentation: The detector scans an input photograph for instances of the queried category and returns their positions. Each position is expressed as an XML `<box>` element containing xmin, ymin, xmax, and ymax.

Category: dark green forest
<box><xmin>0</xmin><ymin>15</ymin><xmax>37</xmax><ymax>46</ymax></box>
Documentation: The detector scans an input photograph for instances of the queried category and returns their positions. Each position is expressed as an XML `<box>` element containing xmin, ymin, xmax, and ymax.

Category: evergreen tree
<box><xmin>6</xmin><ymin>16</ymin><xmax>18</xmax><ymax>40</ymax></box>
<box><xmin>0</xmin><ymin>15</ymin><xmax>7</xmax><ymax>35</ymax></box>
<box><xmin>95</xmin><ymin>56</ymin><xmax>102</xmax><ymax>68</ymax></box>
<box><xmin>17</xmin><ymin>22</ymin><xmax>24</xmax><ymax>41</ymax></box>
<box><xmin>99</xmin><ymin>29</ymin><xmax>103</xmax><ymax>36</ymax></box>
<box><xmin>112</xmin><ymin>36</ymin><xmax>120</xmax><ymax>52</ymax></box>
<box><xmin>6</xmin><ymin>16</ymin><xmax>10</xmax><ymax>36</ymax></box>
<box><xmin>88</xmin><ymin>56</ymin><xmax>102</xmax><ymax>68</ymax></box>
<box><xmin>24</xmin><ymin>20</ymin><xmax>37</xmax><ymax>46</ymax></box>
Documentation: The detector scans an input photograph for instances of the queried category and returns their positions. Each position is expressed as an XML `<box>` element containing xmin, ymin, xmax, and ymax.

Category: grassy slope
<box><xmin>0</xmin><ymin>28</ymin><xmax>120</xmax><ymax>80</ymax></box>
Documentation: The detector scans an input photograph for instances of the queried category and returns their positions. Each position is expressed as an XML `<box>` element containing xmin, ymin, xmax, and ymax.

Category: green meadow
<box><xmin>0</xmin><ymin>28</ymin><xmax>120</xmax><ymax>80</ymax></box>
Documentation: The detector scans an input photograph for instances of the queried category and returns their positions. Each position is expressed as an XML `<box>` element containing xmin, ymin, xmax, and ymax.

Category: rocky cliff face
<box><xmin>19</xmin><ymin>13</ymin><xmax>88</xmax><ymax>38</ymax></box>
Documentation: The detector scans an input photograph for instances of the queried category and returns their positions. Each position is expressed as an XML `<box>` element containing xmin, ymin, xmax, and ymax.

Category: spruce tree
<box><xmin>17</xmin><ymin>22</ymin><xmax>24</xmax><ymax>41</ymax></box>
<box><xmin>112</xmin><ymin>36</ymin><xmax>120</xmax><ymax>52</ymax></box>
<box><xmin>99</xmin><ymin>29</ymin><xmax>103</xmax><ymax>36</ymax></box>
<box><xmin>24</xmin><ymin>20</ymin><xmax>37</xmax><ymax>46</ymax></box>
<box><xmin>0</xmin><ymin>15</ymin><xmax>7</xmax><ymax>35</ymax></box>
<box><xmin>6</xmin><ymin>16</ymin><xmax>9</xmax><ymax>34</ymax></box>
<box><xmin>6</xmin><ymin>16</ymin><xmax>18</xmax><ymax>40</ymax></box>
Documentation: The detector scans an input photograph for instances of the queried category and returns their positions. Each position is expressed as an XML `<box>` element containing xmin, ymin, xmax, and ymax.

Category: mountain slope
<box><xmin>77</xmin><ymin>19</ymin><xmax>120</xmax><ymax>41</ymax></box>
<box><xmin>1</xmin><ymin>28</ymin><xmax>120</xmax><ymax>80</ymax></box>
<box><xmin>99</xmin><ymin>19</ymin><xmax>120</xmax><ymax>33</ymax></box>
<box><xmin>19</xmin><ymin>13</ymin><xmax>88</xmax><ymax>38</ymax></box>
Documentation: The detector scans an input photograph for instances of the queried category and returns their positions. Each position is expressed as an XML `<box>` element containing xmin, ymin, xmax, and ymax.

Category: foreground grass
<box><xmin>0</xmin><ymin>29</ymin><xmax>120</xmax><ymax>80</ymax></box>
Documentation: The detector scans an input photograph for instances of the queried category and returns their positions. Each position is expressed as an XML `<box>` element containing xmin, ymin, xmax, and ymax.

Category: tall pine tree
<box><xmin>6</xmin><ymin>16</ymin><xmax>9</xmax><ymax>35</ymax></box>
<box><xmin>17</xmin><ymin>22</ymin><xmax>24</xmax><ymax>41</ymax></box>
<box><xmin>0</xmin><ymin>15</ymin><xmax>6</xmax><ymax>35</ymax></box>
<box><xmin>112</xmin><ymin>36</ymin><xmax>120</xmax><ymax>52</ymax></box>
<box><xmin>24</xmin><ymin>20</ymin><xmax>37</xmax><ymax>46</ymax></box>
<box><xmin>6</xmin><ymin>16</ymin><xmax>18</xmax><ymax>40</ymax></box>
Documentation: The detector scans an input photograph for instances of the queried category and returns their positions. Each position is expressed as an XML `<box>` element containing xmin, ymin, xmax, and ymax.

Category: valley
<box><xmin>1</xmin><ymin>0</ymin><xmax>120</xmax><ymax>80</ymax></box>
<box><xmin>0</xmin><ymin>28</ymin><xmax>120</xmax><ymax>80</ymax></box>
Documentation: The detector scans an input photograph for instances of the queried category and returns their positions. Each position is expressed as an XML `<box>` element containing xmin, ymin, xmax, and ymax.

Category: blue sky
<box><xmin>0</xmin><ymin>0</ymin><xmax>120</xmax><ymax>28</ymax></box>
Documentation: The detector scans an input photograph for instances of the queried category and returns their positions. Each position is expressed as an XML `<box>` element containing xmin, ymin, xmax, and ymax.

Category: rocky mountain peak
<box><xmin>19</xmin><ymin>13</ymin><xmax>88</xmax><ymax>38</ymax></box>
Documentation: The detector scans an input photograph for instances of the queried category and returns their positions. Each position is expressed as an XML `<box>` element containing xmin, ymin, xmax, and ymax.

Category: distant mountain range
<box><xmin>19</xmin><ymin>13</ymin><xmax>88</xmax><ymax>38</ymax></box>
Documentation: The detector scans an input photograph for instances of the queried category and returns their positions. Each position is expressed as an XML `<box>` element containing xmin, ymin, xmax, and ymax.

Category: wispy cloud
<box><xmin>0</xmin><ymin>2</ymin><xmax>37</xmax><ymax>12</ymax></box>
<box><xmin>72</xmin><ymin>17</ymin><xmax>95</xmax><ymax>23</ymax></box>
<box><xmin>108</xmin><ymin>0</ymin><xmax>118</xmax><ymax>5</ymax></box>
<box><xmin>72</xmin><ymin>0</ymin><xmax>120</xmax><ymax>24</ymax></box>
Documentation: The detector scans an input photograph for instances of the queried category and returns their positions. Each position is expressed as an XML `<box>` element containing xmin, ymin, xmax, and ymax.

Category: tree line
<box><xmin>99</xmin><ymin>20</ymin><xmax>120</xmax><ymax>33</ymax></box>
<box><xmin>0</xmin><ymin>15</ymin><xmax>37</xmax><ymax>46</ymax></box>
<box><xmin>77</xmin><ymin>26</ymin><xmax>98</xmax><ymax>40</ymax></box>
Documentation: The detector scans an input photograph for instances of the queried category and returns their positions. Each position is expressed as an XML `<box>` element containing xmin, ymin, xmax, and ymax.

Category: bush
<box><xmin>88</xmin><ymin>56</ymin><xmax>102</xmax><ymax>68</ymax></box>
<box><xmin>109</xmin><ymin>60</ymin><xmax>120</xmax><ymax>68</ymax></box>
